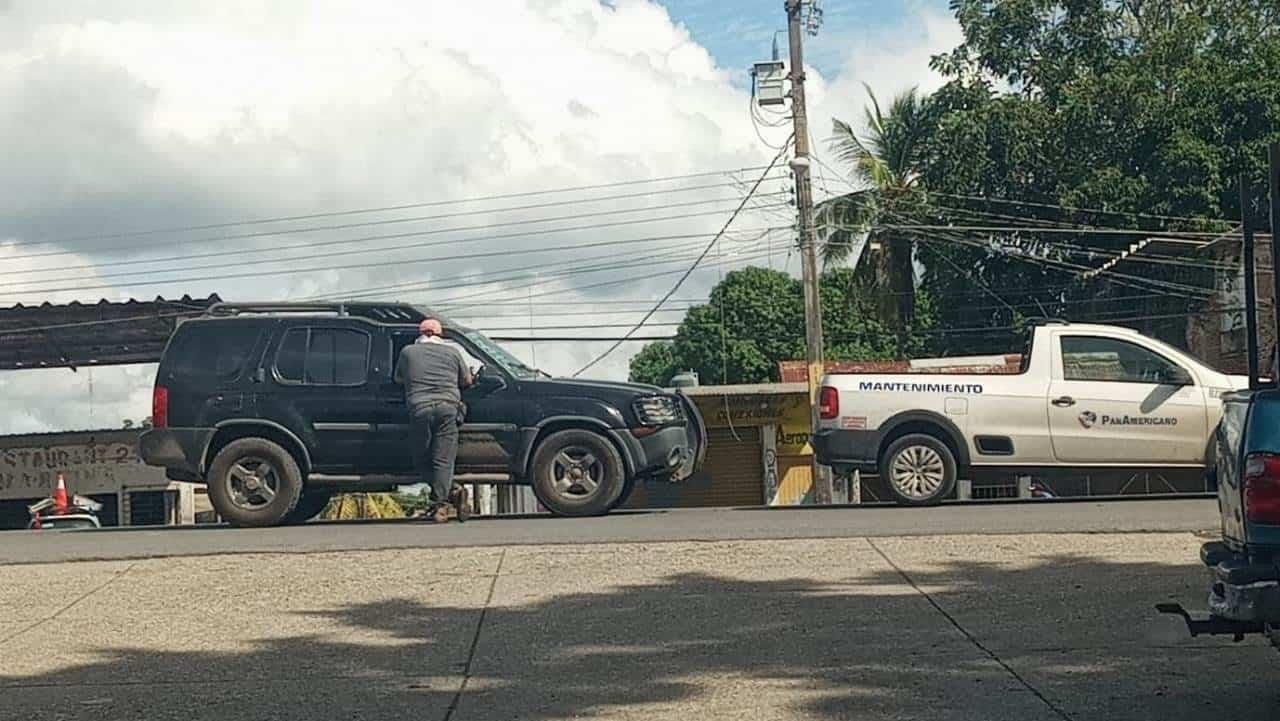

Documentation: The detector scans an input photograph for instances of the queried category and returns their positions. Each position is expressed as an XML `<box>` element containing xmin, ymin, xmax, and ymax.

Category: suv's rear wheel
<box><xmin>530</xmin><ymin>430</ymin><xmax>625</xmax><ymax>516</ymax></box>
<box><xmin>880</xmin><ymin>434</ymin><xmax>957</xmax><ymax>506</ymax></box>
<box><xmin>207</xmin><ymin>438</ymin><xmax>303</xmax><ymax>527</ymax></box>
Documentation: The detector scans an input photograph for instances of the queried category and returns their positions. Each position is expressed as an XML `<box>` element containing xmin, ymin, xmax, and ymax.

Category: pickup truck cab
<box><xmin>815</xmin><ymin>321</ymin><xmax>1246</xmax><ymax>505</ymax></box>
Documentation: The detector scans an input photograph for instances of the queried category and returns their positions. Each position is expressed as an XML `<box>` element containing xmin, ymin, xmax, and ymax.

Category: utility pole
<box><xmin>1268</xmin><ymin>143</ymin><xmax>1280</xmax><ymax>359</ymax></box>
<box><xmin>785</xmin><ymin>0</ymin><xmax>832</xmax><ymax>504</ymax></box>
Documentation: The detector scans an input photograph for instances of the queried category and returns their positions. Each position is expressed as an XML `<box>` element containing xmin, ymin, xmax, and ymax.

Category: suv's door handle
<box><xmin>1052</xmin><ymin>396</ymin><xmax>1076</xmax><ymax>408</ymax></box>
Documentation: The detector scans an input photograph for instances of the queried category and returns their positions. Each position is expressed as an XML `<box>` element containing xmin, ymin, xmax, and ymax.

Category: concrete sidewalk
<box><xmin>1</xmin><ymin>533</ymin><xmax>1276</xmax><ymax>720</ymax></box>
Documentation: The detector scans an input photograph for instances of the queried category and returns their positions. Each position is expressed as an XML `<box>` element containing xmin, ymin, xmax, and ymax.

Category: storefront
<box><xmin>625</xmin><ymin>383</ymin><xmax>819</xmax><ymax>508</ymax></box>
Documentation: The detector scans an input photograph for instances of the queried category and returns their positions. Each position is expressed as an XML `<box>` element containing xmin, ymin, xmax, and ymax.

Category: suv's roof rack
<box><xmin>206</xmin><ymin>301</ymin><xmax>434</xmax><ymax>325</ymax></box>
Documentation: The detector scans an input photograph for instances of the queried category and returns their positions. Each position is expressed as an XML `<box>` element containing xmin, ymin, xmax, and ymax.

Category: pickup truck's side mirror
<box><xmin>1161</xmin><ymin>367</ymin><xmax>1193</xmax><ymax>386</ymax></box>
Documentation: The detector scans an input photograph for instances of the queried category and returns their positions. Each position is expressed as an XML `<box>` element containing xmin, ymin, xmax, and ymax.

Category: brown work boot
<box><xmin>430</xmin><ymin>503</ymin><xmax>452</xmax><ymax>523</ymax></box>
<box><xmin>449</xmin><ymin>486</ymin><xmax>471</xmax><ymax>523</ymax></box>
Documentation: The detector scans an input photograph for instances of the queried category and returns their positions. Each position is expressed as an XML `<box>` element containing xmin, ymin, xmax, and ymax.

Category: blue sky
<box><xmin>658</xmin><ymin>0</ymin><xmax>955</xmax><ymax>81</ymax></box>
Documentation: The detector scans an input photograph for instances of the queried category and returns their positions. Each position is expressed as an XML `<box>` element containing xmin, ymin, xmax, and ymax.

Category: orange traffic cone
<box><xmin>52</xmin><ymin>473</ymin><xmax>69</xmax><ymax>515</ymax></box>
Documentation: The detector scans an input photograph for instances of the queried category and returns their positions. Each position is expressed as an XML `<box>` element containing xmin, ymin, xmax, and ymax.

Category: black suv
<box><xmin>140</xmin><ymin>302</ymin><xmax>706</xmax><ymax>526</ymax></box>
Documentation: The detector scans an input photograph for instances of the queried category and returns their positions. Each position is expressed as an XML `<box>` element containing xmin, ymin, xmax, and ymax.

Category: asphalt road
<box><xmin>0</xmin><ymin>497</ymin><xmax>1220</xmax><ymax>565</ymax></box>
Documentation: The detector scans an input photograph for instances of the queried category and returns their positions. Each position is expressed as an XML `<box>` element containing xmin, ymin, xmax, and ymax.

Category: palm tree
<box><xmin>816</xmin><ymin>84</ymin><xmax>931</xmax><ymax>333</ymax></box>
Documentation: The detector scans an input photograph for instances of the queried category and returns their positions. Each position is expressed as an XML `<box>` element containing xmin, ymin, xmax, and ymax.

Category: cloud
<box><xmin>807</xmin><ymin>2</ymin><xmax>964</xmax><ymax>177</ymax></box>
<box><xmin>0</xmin><ymin>0</ymin><xmax>961</xmax><ymax>433</ymax></box>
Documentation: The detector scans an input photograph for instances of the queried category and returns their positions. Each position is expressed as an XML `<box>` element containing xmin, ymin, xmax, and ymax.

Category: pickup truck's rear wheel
<box><xmin>880</xmin><ymin>434</ymin><xmax>957</xmax><ymax>506</ymax></box>
<box><xmin>530</xmin><ymin>430</ymin><xmax>626</xmax><ymax>516</ymax></box>
<box><xmin>207</xmin><ymin>438</ymin><xmax>303</xmax><ymax>527</ymax></box>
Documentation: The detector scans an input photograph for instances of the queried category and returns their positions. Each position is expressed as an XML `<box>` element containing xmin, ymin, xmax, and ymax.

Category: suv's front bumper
<box><xmin>610</xmin><ymin>426</ymin><xmax>699</xmax><ymax>481</ymax></box>
<box><xmin>139</xmin><ymin>428</ymin><xmax>216</xmax><ymax>479</ymax></box>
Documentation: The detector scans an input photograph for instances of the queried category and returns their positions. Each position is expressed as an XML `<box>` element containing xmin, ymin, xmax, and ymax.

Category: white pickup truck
<box><xmin>813</xmin><ymin>321</ymin><xmax>1248</xmax><ymax>506</ymax></box>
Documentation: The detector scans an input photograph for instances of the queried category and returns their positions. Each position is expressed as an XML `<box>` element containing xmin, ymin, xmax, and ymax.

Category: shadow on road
<box><xmin>2</xmin><ymin>552</ymin><xmax>1277</xmax><ymax>720</ymax></box>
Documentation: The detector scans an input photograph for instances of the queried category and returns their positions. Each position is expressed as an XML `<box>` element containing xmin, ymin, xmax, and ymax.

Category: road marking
<box><xmin>443</xmin><ymin>548</ymin><xmax>506</xmax><ymax>721</ymax></box>
<box><xmin>0</xmin><ymin>561</ymin><xmax>137</xmax><ymax>649</ymax></box>
<box><xmin>866</xmin><ymin>539</ymin><xmax>1075</xmax><ymax>721</ymax></box>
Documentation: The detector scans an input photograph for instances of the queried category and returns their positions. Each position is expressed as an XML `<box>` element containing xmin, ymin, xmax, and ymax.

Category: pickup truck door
<box><xmin>1047</xmin><ymin>334</ymin><xmax>1208</xmax><ymax>465</ymax></box>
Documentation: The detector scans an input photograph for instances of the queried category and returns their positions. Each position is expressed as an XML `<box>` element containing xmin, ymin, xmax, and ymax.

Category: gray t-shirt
<box><xmin>395</xmin><ymin>341</ymin><xmax>470</xmax><ymax>412</ymax></box>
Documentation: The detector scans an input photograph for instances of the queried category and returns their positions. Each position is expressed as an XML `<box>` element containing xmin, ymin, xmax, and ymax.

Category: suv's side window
<box><xmin>274</xmin><ymin>327</ymin><xmax>370</xmax><ymax>386</ymax></box>
<box><xmin>1060</xmin><ymin>336</ymin><xmax>1186</xmax><ymax>384</ymax></box>
<box><xmin>166</xmin><ymin>325</ymin><xmax>264</xmax><ymax>383</ymax></box>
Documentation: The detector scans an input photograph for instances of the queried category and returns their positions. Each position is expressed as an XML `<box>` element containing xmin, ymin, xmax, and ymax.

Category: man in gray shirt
<box><xmin>395</xmin><ymin>318</ymin><xmax>474</xmax><ymax>522</ymax></box>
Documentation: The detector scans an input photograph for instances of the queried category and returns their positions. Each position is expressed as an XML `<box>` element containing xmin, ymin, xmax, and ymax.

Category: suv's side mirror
<box><xmin>472</xmin><ymin>369</ymin><xmax>505</xmax><ymax>393</ymax></box>
<box><xmin>1161</xmin><ymin>366</ymin><xmax>1193</xmax><ymax>386</ymax></box>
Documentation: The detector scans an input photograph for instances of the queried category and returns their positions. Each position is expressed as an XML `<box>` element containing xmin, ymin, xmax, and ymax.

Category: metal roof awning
<box><xmin>0</xmin><ymin>295</ymin><xmax>222</xmax><ymax>371</ymax></box>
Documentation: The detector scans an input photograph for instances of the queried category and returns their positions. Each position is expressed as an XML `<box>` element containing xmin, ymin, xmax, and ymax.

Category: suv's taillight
<box><xmin>152</xmin><ymin>385</ymin><xmax>169</xmax><ymax>429</ymax></box>
<box><xmin>1244</xmin><ymin>453</ymin><xmax>1280</xmax><ymax>524</ymax></box>
<box><xmin>818</xmin><ymin>386</ymin><xmax>839</xmax><ymax>420</ymax></box>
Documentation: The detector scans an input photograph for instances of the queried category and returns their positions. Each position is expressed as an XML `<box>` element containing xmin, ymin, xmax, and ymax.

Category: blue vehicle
<box><xmin>1160</xmin><ymin>389</ymin><xmax>1280</xmax><ymax>652</ymax></box>
<box><xmin>1159</xmin><ymin>161</ymin><xmax>1280</xmax><ymax>653</ymax></box>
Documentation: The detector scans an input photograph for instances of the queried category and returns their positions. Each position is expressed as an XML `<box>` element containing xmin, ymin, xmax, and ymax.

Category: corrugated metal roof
<box><xmin>0</xmin><ymin>294</ymin><xmax>222</xmax><ymax>370</ymax></box>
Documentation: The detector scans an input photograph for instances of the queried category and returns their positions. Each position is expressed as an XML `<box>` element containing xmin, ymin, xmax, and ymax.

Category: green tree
<box><xmin>818</xmin><ymin>85</ymin><xmax>933</xmax><ymax>335</ymax></box>
<box><xmin>915</xmin><ymin>0</ymin><xmax>1280</xmax><ymax>353</ymax></box>
<box><xmin>628</xmin><ymin>342</ymin><xmax>680</xmax><ymax>387</ymax></box>
<box><xmin>628</xmin><ymin>266</ymin><xmax>937</xmax><ymax>386</ymax></box>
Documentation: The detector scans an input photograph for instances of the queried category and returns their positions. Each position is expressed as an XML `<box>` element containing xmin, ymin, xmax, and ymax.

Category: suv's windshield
<box><xmin>458</xmin><ymin>328</ymin><xmax>546</xmax><ymax>380</ymax></box>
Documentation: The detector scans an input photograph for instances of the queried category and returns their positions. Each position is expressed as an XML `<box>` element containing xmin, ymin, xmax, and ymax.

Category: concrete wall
<box><xmin>0</xmin><ymin>427</ymin><xmax>168</xmax><ymax>502</ymax></box>
<box><xmin>0</xmin><ymin>429</ymin><xmax>169</xmax><ymax>502</ymax></box>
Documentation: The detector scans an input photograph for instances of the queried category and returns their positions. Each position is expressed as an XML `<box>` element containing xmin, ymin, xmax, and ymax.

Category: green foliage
<box><xmin>818</xmin><ymin>85</ymin><xmax>935</xmax><ymax>334</ymax></box>
<box><xmin>914</xmin><ymin>0</ymin><xmax>1280</xmax><ymax>352</ymax></box>
<box><xmin>628</xmin><ymin>266</ymin><xmax>938</xmax><ymax>386</ymax></box>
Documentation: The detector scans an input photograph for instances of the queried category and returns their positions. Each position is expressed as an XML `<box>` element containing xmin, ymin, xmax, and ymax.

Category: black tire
<box><xmin>283</xmin><ymin>489</ymin><xmax>334</xmax><ymax>525</ymax></box>
<box><xmin>529</xmin><ymin>430</ymin><xmax>626</xmax><ymax>516</ymax></box>
<box><xmin>879</xmin><ymin>434</ymin><xmax>957</xmax><ymax>507</ymax></box>
<box><xmin>609</xmin><ymin>477</ymin><xmax>638</xmax><ymax>511</ymax></box>
<box><xmin>206</xmin><ymin>438</ymin><xmax>303</xmax><ymax>527</ymax></box>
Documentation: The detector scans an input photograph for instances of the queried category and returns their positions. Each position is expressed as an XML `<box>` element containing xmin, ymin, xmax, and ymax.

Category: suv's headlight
<box><xmin>634</xmin><ymin>396</ymin><xmax>682</xmax><ymax>426</ymax></box>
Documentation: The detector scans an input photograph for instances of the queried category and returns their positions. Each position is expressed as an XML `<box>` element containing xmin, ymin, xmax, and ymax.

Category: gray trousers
<box><xmin>409</xmin><ymin>402</ymin><xmax>461</xmax><ymax>504</ymax></box>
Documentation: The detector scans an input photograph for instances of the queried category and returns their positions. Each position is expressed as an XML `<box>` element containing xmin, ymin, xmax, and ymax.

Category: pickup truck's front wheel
<box><xmin>880</xmin><ymin>434</ymin><xmax>957</xmax><ymax>506</ymax></box>
<box><xmin>530</xmin><ymin>430</ymin><xmax>626</xmax><ymax>516</ymax></box>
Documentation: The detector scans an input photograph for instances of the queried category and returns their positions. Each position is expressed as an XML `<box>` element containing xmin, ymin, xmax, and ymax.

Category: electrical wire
<box><xmin>573</xmin><ymin>141</ymin><xmax>793</xmax><ymax>377</ymax></box>
<box><xmin>0</xmin><ymin>196</ymin><xmax>789</xmax><ymax>293</ymax></box>
<box><xmin>7</xmin><ymin>166</ymin><xmax>775</xmax><ymax>250</ymax></box>
<box><xmin>2</xmin><ymin>179</ymin><xmax>786</xmax><ymax>275</ymax></box>
<box><xmin>0</xmin><ymin>205</ymin><xmax>788</xmax><ymax>300</ymax></box>
<box><xmin>309</xmin><ymin>229</ymin><xmax>785</xmax><ymax>304</ymax></box>
<box><xmin>5</xmin><ymin>183</ymin><xmax>788</xmax><ymax>266</ymax></box>
<box><xmin>925</xmin><ymin>190</ymin><xmax>1241</xmax><ymax>229</ymax></box>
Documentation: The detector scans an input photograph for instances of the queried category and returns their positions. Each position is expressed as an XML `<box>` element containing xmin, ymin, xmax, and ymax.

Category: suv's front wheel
<box><xmin>530</xmin><ymin>430</ymin><xmax>626</xmax><ymax>516</ymax></box>
<box><xmin>207</xmin><ymin>438</ymin><xmax>303</xmax><ymax>527</ymax></box>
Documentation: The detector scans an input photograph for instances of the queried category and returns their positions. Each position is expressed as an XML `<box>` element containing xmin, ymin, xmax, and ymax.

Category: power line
<box><xmin>573</xmin><ymin>142</ymin><xmax>792</xmax><ymax>377</ymax></box>
<box><xmin>926</xmin><ymin>190</ymin><xmax>1241</xmax><ymax>229</ymax></box>
<box><xmin>6</xmin><ymin>186</ymin><xmax>788</xmax><ymax>267</ymax></box>
<box><xmin>878</xmin><ymin>223</ymin><xmax>1225</xmax><ymax>240</ymax></box>
<box><xmin>0</xmin><ymin>206</ymin><xmax>783</xmax><ymax>293</ymax></box>
<box><xmin>416</xmin><ymin>244</ymin><xmax>781</xmax><ymax>308</ymax></box>
<box><xmin>2</xmin><ymin>179</ymin><xmax>786</xmax><ymax>274</ymax></box>
<box><xmin>309</xmin><ymin>230</ymin><xmax>784</xmax><ymax>304</ymax></box>
<box><xmin>7</xmin><ymin>166</ymin><xmax>774</xmax><ymax>250</ymax></box>
<box><xmin>0</xmin><ymin>207</ymin><xmax>788</xmax><ymax>300</ymax></box>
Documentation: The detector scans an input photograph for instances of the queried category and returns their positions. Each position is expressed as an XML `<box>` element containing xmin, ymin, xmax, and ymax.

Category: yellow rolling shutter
<box><xmin>627</xmin><ymin>427</ymin><xmax>763</xmax><ymax>508</ymax></box>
